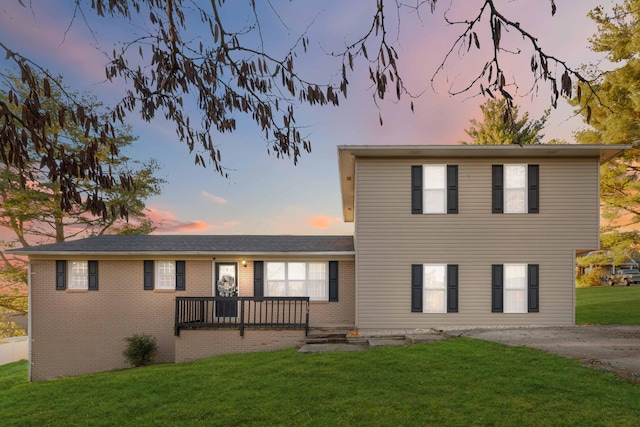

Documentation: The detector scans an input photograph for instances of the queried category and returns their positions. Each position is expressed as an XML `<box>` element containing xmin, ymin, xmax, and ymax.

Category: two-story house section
<box><xmin>337</xmin><ymin>144</ymin><xmax>628</xmax><ymax>330</ymax></box>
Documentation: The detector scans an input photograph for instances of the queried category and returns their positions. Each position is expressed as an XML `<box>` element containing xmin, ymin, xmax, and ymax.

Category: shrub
<box><xmin>576</xmin><ymin>267</ymin><xmax>606</xmax><ymax>288</ymax></box>
<box><xmin>123</xmin><ymin>334</ymin><xmax>158</xmax><ymax>367</ymax></box>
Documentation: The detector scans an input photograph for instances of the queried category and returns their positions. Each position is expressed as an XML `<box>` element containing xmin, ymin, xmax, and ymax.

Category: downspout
<box><xmin>27</xmin><ymin>262</ymin><xmax>32</xmax><ymax>382</ymax></box>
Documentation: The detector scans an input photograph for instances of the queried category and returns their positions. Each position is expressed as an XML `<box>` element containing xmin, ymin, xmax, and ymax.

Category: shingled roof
<box><xmin>9</xmin><ymin>235</ymin><xmax>355</xmax><ymax>255</ymax></box>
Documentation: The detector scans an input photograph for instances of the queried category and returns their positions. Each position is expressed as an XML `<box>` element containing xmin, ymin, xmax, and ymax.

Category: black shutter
<box><xmin>492</xmin><ymin>264</ymin><xmax>503</xmax><ymax>313</ymax></box>
<box><xmin>143</xmin><ymin>260</ymin><xmax>154</xmax><ymax>290</ymax></box>
<box><xmin>447</xmin><ymin>264</ymin><xmax>459</xmax><ymax>313</ymax></box>
<box><xmin>411</xmin><ymin>264</ymin><xmax>423</xmax><ymax>312</ymax></box>
<box><xmin>56</xmin><ymin>260</ymin><xmax>66</xmax><ymax>290</ymax></box>
<box><xmin>88</xmin><ymin>261</ymin><xmax>99</xmax><ymax>291</ymax></box>
<box><xmin>411</xmin><ymin>165</ymin><xmax>423</xmax><ymax>214</ymax></box>
<box><xmin>492</xmin><ymin>165</ymin><xmax>504</xmax><ymax>213</ymax></box>
<box><xmin>253</xmin><ymin>261</ymin><xmax>264</xmax><ymax>297</ymax></box>
<box><xmin>175</xmin><ymin>261</ymin><xmax>186</xmax><ymax>291</ymax></box>
<box><xmin>328</xmin><ymin>261</ymin><xmax>339</xmax><ymax>302</ymax></box>
<box><xmin>447</xmin><ymin>165</ymin><xmax>458</xmax><ymax>214</ymax></box>
<box><xmin>528</xmin><ymin>165</ymin><xmax>539</xmax><ymax>213</ymax></box>
<box><xmin>528</xmin><ymin>264</ymin><xmax>540</xmax><ymax>313</ymax></box>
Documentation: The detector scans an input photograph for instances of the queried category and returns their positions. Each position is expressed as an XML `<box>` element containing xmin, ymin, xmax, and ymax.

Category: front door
<box><xmin>215</xmin><ymin>262</ymin><xmax>238</xmax><ymax>317</ymax></box>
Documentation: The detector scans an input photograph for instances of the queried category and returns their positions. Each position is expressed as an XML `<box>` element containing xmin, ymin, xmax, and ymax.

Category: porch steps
<box><xmin>305</xmin><ymin>333</ymin><xmax>349</xmax><ymax>345</ymax></box>
<box><xmin>299</xmin><ymin>329</ymin><xmax>445</xmax><ymax>353</ymax></box>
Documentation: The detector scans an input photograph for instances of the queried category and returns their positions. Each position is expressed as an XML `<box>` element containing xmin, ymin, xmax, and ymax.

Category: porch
<box><xmin>174</xmin><ymin>296</ymin><xmax>310</xmax><ymax>337</ymax></box>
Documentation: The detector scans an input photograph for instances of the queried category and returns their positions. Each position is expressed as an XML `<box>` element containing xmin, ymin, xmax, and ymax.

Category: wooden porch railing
<box><xmin>175</xmin><ymin>296</ymin><xmax>310</xmax><ymax>337</ymax></box>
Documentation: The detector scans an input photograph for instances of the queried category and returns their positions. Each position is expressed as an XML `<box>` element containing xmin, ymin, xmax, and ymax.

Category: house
<box><xmin>11</xmin><ymin>144</ymin><xmax>628</xmax><ymax>381</ymax></box>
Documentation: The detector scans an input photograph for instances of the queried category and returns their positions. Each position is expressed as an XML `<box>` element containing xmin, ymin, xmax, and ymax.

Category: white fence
<box><xmin>0</xmin><ymin>336</ymin><xmax>28</xmax><ymax>366</ymax></box>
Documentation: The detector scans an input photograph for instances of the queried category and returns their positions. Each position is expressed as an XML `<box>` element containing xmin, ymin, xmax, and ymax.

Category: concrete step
<box><xmin>405</xmin><ymin>333</ymin><xmax>446</xmax><ymax>344</ymax></box>
<box><xmin>305</xmin><ymin>336</ymin><xmax>348</xmax><ymax>344</ymax></box>
<box><xmin>367</xmin><ymin>337</ymin><xmax>409</xmax><ymax>348</ymax></box>
<box><xmin>299</xmin><ymin>330</ymin><xmax>448</xmax><ymax>354</ymax></box>
<box><xmin>298</xmin><ymin>343</ymin><xmax>369</xmax><ymax>353</ymax></box>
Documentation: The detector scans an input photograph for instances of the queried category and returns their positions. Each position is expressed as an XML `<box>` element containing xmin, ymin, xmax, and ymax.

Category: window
<box><xmin>156</xmin><ymin>261</ymin><xmax>176</xmax><ymax>290</ymax></box>
<box><xmin>411</xmin><ymin>165</ymin><xmax>458</xmax><ymax>214</ymax></box>
<box><xmin>504</xmin><ymin>264</ymin><xmax>527</xmax><ymax>313</ymax></box>
<box><xmin>265</xmin><ymin>262</ymin><xmax>328</xmax><ymax>301</ymax></box>
<box><xmin>492</xmin><ymin>264</ymin><xmax>539</xmax><ymax>313</ymax></box>
<box><xmin>423</xmin><ymin>264</ymin><xmax>447</xmax><ymax>313</ymax></box>
<box><xmin>69</xmin><ymin>261</ymin><xmax>88</xmax><ymax>290</ymax></box>
<box><xmin>411</xmin><ymin>264</ymin><xmax>458</xmax><ymax>313</ymax></box>
<box><xmin>423</xmin><ymin>165</ymin><xmax>447</xmax><ymax>214</ymax></box>
<box><xmin>55</xmin><ymin>260</ymin><xmax>98</xmax><ymax>291</ymax></box>
<box><xmin>505</xmin><ymin>165</ymin><xmax>527</xmax><ymax>213</ymax></box>
<box><xmin>143</xmin><ymin>260</ymin><xmax>185</xmax><ymax>291</ymax></box>
<box><xmin>492</xmin><ymin>164</ymin><xmax>539</xmax><ymax>214</ymax></box>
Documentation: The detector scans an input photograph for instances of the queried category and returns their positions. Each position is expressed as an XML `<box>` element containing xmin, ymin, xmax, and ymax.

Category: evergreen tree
<box><xmin>460</xmin><ymin>98</ymin><xmax>549</xmax><ymax>145</ymax></box>
<box><xmin>573</xmin><ymin>0</ymin><xmax>640</xmax><ymax>266</ymax></box>
<box><xmin>0</xmin><ymin>71</ymin><xmax>163</xmax><ymax>319</ymax></box>
<box><xmin>573</xmin><ymin>3</ymin><xmax>640</xmax><ymax>220</ymax></box>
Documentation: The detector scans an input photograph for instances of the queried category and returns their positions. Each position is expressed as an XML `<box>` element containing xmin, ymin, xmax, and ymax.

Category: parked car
<box><xmin>606</xmin><ymin>268</ymin><xmax>640</xmax><ymax>286</ymax></box>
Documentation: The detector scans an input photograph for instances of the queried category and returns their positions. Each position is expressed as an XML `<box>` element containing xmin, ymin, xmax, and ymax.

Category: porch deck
<box><xmin>175</xmin><ymin>296</ymin><xmax>310</xmax><ymax>336</ymax></box>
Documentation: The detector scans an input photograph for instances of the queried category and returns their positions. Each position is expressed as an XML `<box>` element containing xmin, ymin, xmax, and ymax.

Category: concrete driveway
<box><xmin>442</xmin><ymin>325</ymin><xmax>640</xmax><ymax>382</ymax></box>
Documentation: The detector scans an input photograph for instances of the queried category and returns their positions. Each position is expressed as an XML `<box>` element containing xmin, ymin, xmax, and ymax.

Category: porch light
<box><xmin>242</xmin><ymin>258</ymin><xmax>247</xmax><ymax>267</ymax></box>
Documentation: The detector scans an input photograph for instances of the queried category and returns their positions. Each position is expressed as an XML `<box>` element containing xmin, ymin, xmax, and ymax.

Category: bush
<box><xmin>576</xmin><ymin>267</ymin><xmax>606</xmax><ymax>288</ymax></box>
<box><xmin>123</xmin><ymin>334</ymin><xmax>158</xmax><ymax>367</ymax></box>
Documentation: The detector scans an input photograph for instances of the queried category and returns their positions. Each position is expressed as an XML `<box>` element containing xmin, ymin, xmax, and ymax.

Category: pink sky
<box><xmin>0</xmin><ymin>0</ymin><xmax>613</xmax><ymax>241</ymax></box>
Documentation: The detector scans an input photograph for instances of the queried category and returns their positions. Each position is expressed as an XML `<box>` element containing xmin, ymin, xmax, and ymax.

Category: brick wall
<box><xmin>29</xmin><ymin>256</ymin><xmax>355</xmax><ymax>380</ymax></box>
<box><xmin>308</xmin><ymin>260</ymin><xmax>355</xmax><ymax>327</ymax></box>
<box><xmin>175</xmin><ymin>329</ymin><xmax>306</xmax><ymax>362</ymax></box>
<box><xmin>30</xmin><ymin>258</ymin><xmax>214</xmax><ymax>381</ymax></box>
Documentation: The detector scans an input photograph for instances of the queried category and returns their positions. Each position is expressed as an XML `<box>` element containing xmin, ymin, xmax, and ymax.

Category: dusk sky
<box><xmin>0</xmin><ymin>0</ymin><xmax>613</xmax><ymax>237</ymax></box>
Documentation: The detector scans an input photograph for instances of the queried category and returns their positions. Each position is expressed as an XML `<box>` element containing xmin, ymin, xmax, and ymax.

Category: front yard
<box><xmin>1</xmin><ymin>338</ymin><xmax>639</xmax><ymax>426</ymax></box>
<box><xmin>0</xmin><ymin>287</ymin><xmax>638</xmax><ymax>426</ymax></box>
<box><xmin>576</xmin><ymin>286</ymin><xmax>640</xmax><ymax>325</ymax></box>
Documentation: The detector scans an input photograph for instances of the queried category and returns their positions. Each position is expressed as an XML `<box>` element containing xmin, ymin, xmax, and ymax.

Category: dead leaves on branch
<box><xmin>1</xmin><ymin>59</ymin><xmax>133</xmax><ymax>219</ymax></box>
<box><xmin>2</xmin><ymin>0</ymin><xmax>601</xmax><ymax>219</ymax></box>
<box><xmin>101</xmin><ymin>0</ymin><xmax>347</xmax><ymax>172</ymax></box>
<box><xmin>434</xmin><ymin>0</ymin><xmax>597</xmax><ymax>123</ymax></box>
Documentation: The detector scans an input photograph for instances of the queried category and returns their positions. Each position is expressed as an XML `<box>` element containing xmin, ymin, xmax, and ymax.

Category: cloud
<box><xmin>308</xmin><ymin>214</ymin><xmax>340</xmax><ymax>229</ymax></box>
<box><xmin>247</xmin><ymin>205</ymin><xmax>353</xmax><ymax>235</ymax></box>
<box><xmin>201</xmin><ymin>191</ymin><xmax>228</xmax><ymax>205</ymax></box>
<box><xmin>146</xmin><ymin>207</ymin><xmax>241</xmax><ymax>234</ymax></box>
<box><xmin>146</xmin><ymin>208</ymin><xmax>210</xmax><ymax>234</ymax></box>
<box><xmin>0</xmin><ymin>4</ymin><xmax>107</xmax><ymax>83</ymax></box>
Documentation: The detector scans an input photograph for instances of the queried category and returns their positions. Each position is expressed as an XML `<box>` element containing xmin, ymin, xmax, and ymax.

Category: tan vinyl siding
<box><xmin>354</xmin><ymin>157</ymin><xmax>599</xmax><ymax>329</ymax></box>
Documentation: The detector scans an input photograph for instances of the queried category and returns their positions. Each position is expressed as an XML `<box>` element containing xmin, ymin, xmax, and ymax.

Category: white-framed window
<box><xmin>504</xmin><ymin>263</ymin><xmax>527</xmax><ymax>313</ymax></box>
<box><xmin>504</xmin><ymin>164</ymin><xmax>527</xmax><ymax>213</ymax></box>
<box><xmin>265</xmin><ymin>262</ymin><xmax>328</xmax><ymax>301</ymax></box>
<box><xmin>423</xmin><ymin>165</ymin><xmax>447</xmax><ymax>214</ymax></box>
<box><xmin>423</xmin><ymin>264</ymin><xmax>447</xmax><ymax>313</ymax></box>
<box><xmin>156</xmin><ymin>261</ymin><xmax>176</xmax><ymax>290</ymax></box>
<box><xmin>68</xmin><ymin>261</ymin><xmax>88</xmax><ymax>290</ymax></box>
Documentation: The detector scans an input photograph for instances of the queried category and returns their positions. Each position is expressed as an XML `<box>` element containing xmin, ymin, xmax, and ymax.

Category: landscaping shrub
<box><xmin>123</xmin><ymin>334</ymin><xmax>158</xmax><ymax>367</ymax></box>
<box><xmin>576</xmin><ymin>267</ymin><xmax>606</xmax><ymax>288</ymax></box>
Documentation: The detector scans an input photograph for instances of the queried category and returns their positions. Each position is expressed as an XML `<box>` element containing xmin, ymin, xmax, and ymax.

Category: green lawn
<box><xmin>1</xmin><ymin>338</ymin><xmax>640</xmax><ymax>426</ymax></box>
<box><xmin>1</xmin><ymin>287</ymin><xmax>638</xmax><ymax>426</ymax></box>
<box><xmin>576</xmin><ymin>286</ymin><xmax>640</xmax><ymax>325</ymax></box>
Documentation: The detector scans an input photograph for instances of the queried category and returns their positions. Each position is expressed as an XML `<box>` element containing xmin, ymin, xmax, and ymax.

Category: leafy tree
<box><xmin>0</xmin><ymin>288</ymin><xmax>27</xmax><ymax>338</ymax></box>
<box><xmin>460</xmin><ymin>98</ymin><xmax>549</xmax><ymax>145</ymax></box>
<box><xmin>0</xmin><ymin>71</ymin><xmax>163</xmax><ymax>295</ymax></box>
<box><xmin>572</xmin><ymin>0</ymin><xmax>640</xmax><ymax>230</ymax></box>
<box><xmin>0</xmin><ymin>0</ymin><xmax>592</xmax><ymax>218</ymax></box>
<box><xmin>578</xmin><ymin>230</ymin><xmax>640</xmax><ymax>269</ymax></box>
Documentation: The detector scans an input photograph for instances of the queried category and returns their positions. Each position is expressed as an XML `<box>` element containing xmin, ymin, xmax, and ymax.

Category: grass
<box><xmin>576</xmin><ymin>286</ymin><xmax>640</xmax><ymax>325</ymax></box>
<box><xmin>1</xmin><ymin>339</ymin><xmax>639</xmax><ymax>426</ymax></box>
<box><xmin>1</xmin><ymin>286</ymin><xmax>638</xmax><ymax>426</ymax></box>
